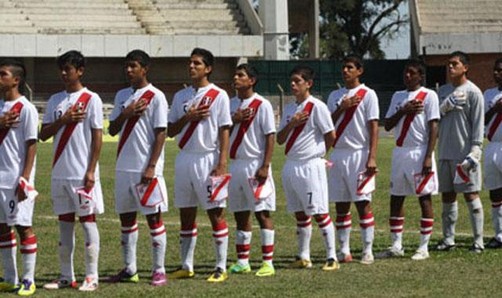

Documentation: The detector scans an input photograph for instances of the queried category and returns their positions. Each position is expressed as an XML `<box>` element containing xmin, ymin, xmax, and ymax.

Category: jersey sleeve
<box><xmin>109</xmin><ymin>92</ymin><xmax>123</xmax><ymax>122</ymax></box>
<box><xmin>425</xmin><ymin>91</ymin><xmax>440</xmax><ymax>122</ymax></box>
<box><xmin>385</xmin><ymin>92</ymin><xmax>400</xmax><ymax>119</ymax></box>
<box><xmin>89</xmin><ymin>94</ymin><xmax>104</xmax><ymax>129</ymax></box>
<box><xmin>42</xmin><ymin>97</ymin><xmax>55</xmax><ymax>124</ymax></box>
<box><xmin>315</xmin><ymin>102</ymin><xmax>335</xmax><ymax>135</ymax></box>
<box><xmin>365</xmin><ymin>90</ymin><xmax>380</xmax><ymax>121</ymax></box>
<box><xmin>23</xmin><ymin>103</ymin><xmax>38</xmax><ymax>141</ymax></box>
<box><xmin>260</xmin><ymin>100</ymin><xmax>276</xmax><ymax>135</ymax></box>
<box><xmin>278</xmin><ymin>104</ymin><xmax>293</xmax><ymax>131</ymax></box>
<box><xmin>152</xmin><ymin>92</ymin><xmax>168</xmax><ymax>129</ymax></box>
<box><xmin>469</xmin><ymin>88</ymin><xmax>485</xmax><ymax>146</ymax></box>
<box><xmin>168</xmin><ymin>92</ymin><xmax>183</xmax><ymax>124</ymax></box>
<box><xmin>216</xmin><ymin>92</ymin><xmax>232</xmax><ymax>128</ymax></box>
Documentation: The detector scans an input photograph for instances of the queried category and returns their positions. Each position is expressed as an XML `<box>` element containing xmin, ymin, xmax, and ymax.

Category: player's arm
<box><xmin>385</xmin><ymin>100</ymin><xmax>425</xmax><ymax>131</ymax></box>
<box><xmin>167</xmin><ymin>105</ymin><xmax>209</xmax><ymax>138</ymax></box>
<box><xmin>324</xmin><ymin>130</ymin><xmax>336</xmax><ymax>153</ymax></box>
<box><xmin>0</xmin><ymin>111</ymin><xmax>20</xmax><ymax>129</ymax></box>
<box><xmin>211</xmin><ymin>125</ymin><xmax>230</xmax><ymax>176</ymax></box>
<box><xmin>331</xmin><ymin>94</ymin><xmax>362</xmax><ymax>124</ymax></box>
<box><xmin>422</xmin><ymin>119</ymin><xmax>438</xmax><ymax>175</ymax></box>
<box><xmin>255</xmin><ymin>133</ymin><xmax>275</xmax><ymax>182</ymax></box>
<box><xmin>17</xmin><ymin>139</ymin><xmax>36</xmax><ymax>201</ymax></box>
<box><xmin>108</xmin><ymin>99</ymin><xmax>147</xmax><ymax>136</ymax></box>
<box><xmin>83</xmin><ymin>128</ymin><xmax>102</xmax><ymax>191</ymax></box>
<box><xmin>470</xmin><ymin>92</ymin><xmax>485</xmax><ymax>150</ymax></box>
<box><xmin>141</xmin><ymin>127</ymin><xmax>166</xmax><ymax>184</ymax></box>
<box><xmin>277</xmin><ymin>112</ymin><xmax>308</xmax><ymax>145</ymax></box>
<box><xmin>39</xmin><ymin>108</ymin><xmax>86</xmax><ymax>141</ymax></box>
<box><xmin>485</xmin><ymin>99</ymin><xmax>502</xmax><ymax>125</ymax></box>
<box><xmin>366</xmin><ymin>119</ymin><xmax>379</xmax><ymax>174</ymax></box>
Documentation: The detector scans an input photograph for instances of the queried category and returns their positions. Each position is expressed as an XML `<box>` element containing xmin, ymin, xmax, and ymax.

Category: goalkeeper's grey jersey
<box><xmin>438</xmin><ymin>80</ymin><xmax>484</xmax><ymax>160</ymax></box>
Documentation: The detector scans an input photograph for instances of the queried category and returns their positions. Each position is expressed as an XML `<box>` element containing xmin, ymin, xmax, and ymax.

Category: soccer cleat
<box><xmin>229</xmin><ymin>263</ymin><xmax>251</xmax><ymax>274</ymax></box>
<box><xmin>360</xmin><ymin>252</ymin><xmax>375</xmax><ymax>265</ymax></box>
<box><xmin>322</xmin><ymin>258</ymin><xmax>340</xmax><ymax>271</ymax></box>
<box><xmin>17</xmin><ymin>279</ymin><xmax>35</xmax><ymax>296</ymax></box>
<box><xmin>469</xmin><ymin>243</ymin><xmax>484</xmax><ymax>254</ymax></box>
<box><xmin>78</xmin><ymin>277</ymin><xmax>98</xmax><ymax>292</ymax></box>
<box><xmin>151</xmin><ymin>272</ymin><xmax>167</xmax><ymax>287</ymax></box>
<box><xmin>207</xmin><ymin>267</ymin><xmax>228</xmax><ymax>283</ymax></box>
<box><xmin>411</xmin><ymin>250</ymin><xmax>430</xmax><ymax>261</ymax></box>
<box><xmin>376</xmin><ymin>247</ymin><xmax>405</xmax><ymax>259</ymax></box>
<box><xmin>107</xmin><ymin>268</ymin><xmax>139</xmax><ymax>283</ymax></box>
<box><xmin>255</xmin><ymin>262</ymin><xmax>275</xmax><ymax>277</ymax></box>
<box><xmin>337</xmin><ymin>252</ymin><xmax>353</xmax><ymax>263</ymax></box>
<box><xmin>0</xmin><ymin>280</ymin><xmax>18</xmax><ymax>292</ymax></box>
<box><xmin>435</xmin><ymin>239</ymin><xmax>456</xmax><ymax>251</ymax></box>
<box><xmin>486</xmin><ymin>237</ymin><xmax>502</xmax><ymax>249</ymax></box>
<box><xmin>289</xmin><ymin>257</ymin><xmax>312</xmax><ymax>269</ymax></box>
<box><xmin>169</xmin><ymin>268</ymin><xmax>195</xmax><ymax>279</ymax></box>
<box><xmin>43</xmin><ymin>279</ymin><xmax>78</xmax><ymax>290</ymax></box>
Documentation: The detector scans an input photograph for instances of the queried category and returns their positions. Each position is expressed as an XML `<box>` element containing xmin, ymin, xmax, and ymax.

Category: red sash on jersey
<box><xmin>229</xmin><ymin>99</ymin><xmax>262</xmax><ymax>159</ymax></box>
<box><xmin>117</xmin><ymin>90</ymin><xmax>156</xmax><ymax>158</ymax></box>
<box><xmin>178</xmin><ymin>88</ymin><xmax>220</xmax><ymax>149</ymax></box>
<box><xmin>333</xmin><ymin>88</ymin><xmax>367</xmax><ymax>148</ymax></box>
<box><xmin>52</xmin><ymin>93</ymin><xmax>92</xmax><ymax>167</ymax></box>
<box><xmin>395</xmin><ymin>91</ymin><xmax>427</xmax><ymax>147</ymax></box>
<box><xmin>285</xmin><ymin>101</ymin><xmax>314</xmax><ymax>155</ymax></box>
<box><xmin>487</xmin><ymin>112</ymin><xmax>502</xmax><ymax>141</ymax></box>
<box><xmin>0</xmin><ymin>101</ymin><xmax>24</xmax><ymax>146</ymax></box>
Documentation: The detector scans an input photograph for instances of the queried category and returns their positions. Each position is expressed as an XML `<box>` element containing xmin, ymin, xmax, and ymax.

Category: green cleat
<box><xmin>0</xmin><ymin>280</ymin><xmax>18</xmax><ymax>292</ymax></box>
<box><xmin>229</xmin><ymin>263</ymin><xmax>251</xmax><ymax>274</ymax></box>
<box><xmin>255</xmin><ymin>262</ymin><xmax>275</xmax><ymax>277</ymax></box>
<box><xmin>17</xmin><ymin>279</ymin><xmax>35</xmax><ymax>296</ymax></box>
<box><xmin>207</xmin><ymin>268</ymin><xmax>228</xmax><ymax>283</ymax></box>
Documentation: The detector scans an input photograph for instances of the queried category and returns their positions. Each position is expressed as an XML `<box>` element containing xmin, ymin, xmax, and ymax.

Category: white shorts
<box><xmin>114</xmin><ymin>171</ymin><xmax>168</xmax><ymax>215</ymax></box>
<box><xmin>228</xmin><ymin>159</ymin><xmax>275</xmax><ymax>213</ymax></box>
<box><xmin>0</xmin><ymin>188</ymin><xmax>35</xmax><ymax>226</ymax></box>
<box><xmin>282</xmin><ymin>158</ymin><xmax>329</xmax><ymax>216</ymax></box>
<box><xmin>438</xmin><ymin>159</ymin><xmax>481</xmax><ymax>193</ymax></box>
<box><xmin>390</xmin><ymin>146</ymin><xmax>438</xmax><ymax>196</ymax></box>
<box><xmin>174</xmin><ymin>150</ymin><xmax>226</xmax><ymax>210</ymax></box>
<box><xmin>484</xmin><ymin>142</ymin><xmax>502</xmax><ymax>190</ymax></box>
<box><xmin>51</xmin><ymin>179</ymin><xmax>104</xmax><ymax>217</ymax></box>
<box><xmin>329</xmin><ymin>148</ymin><xmax>372</xmax><ymax>202</ymax></box>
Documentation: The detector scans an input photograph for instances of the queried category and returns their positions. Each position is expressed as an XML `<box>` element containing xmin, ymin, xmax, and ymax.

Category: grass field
<box><xmin>2</xmin><ymin>135</ymin><xmax>502</xmax><ymax>297</ymax></box>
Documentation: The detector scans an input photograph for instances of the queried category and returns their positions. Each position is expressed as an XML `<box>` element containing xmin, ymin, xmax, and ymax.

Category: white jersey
<box><xmin>0</xmin><ymin>96</ymin><xmax>38</xmax><ymax>189</ymax></box>
<box><xmin>169</xmin><ymin>83</ymin><xmax>232</xmax><ymax>153</ymax></box>
<box><xmin>42</xmin><ymin>88</ymin><xmax>103</xmax><ymax>180</ymax></box>
<box><xmin>484</xmin><ymin>87</ymin><xmax>502</xmax><ymax>142</ymax></box>
<box><xmin>327</xmin><ymin>84</ymin><xmax>379</xmax><ymax>149</ymax></box>
<box><xmin>110</xmin><ymin>84</ymin><xmax>168</xmax><ymax>175</ymax></box>
<box><xmin>278</xmin><ymin>96</ymin><xmax>334</xmax><ymax>161</ymax></box>
<box><xmin>229</xmin><ymin>93</ymin><xmax>276</xmax><ymax>160</ymax></box>
<box><xmin>385</xmin><ymin>87</ymin><xmax>440</xmax><ymax>147</ymax></box>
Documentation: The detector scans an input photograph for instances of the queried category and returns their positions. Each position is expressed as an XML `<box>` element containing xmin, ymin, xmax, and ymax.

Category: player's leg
<box><xmin>355</xmin><ymin>200</ymin><xmax>375</xmax><ymax>264</ymax></box>
<box><xmin>146</xmin><ymin>211</ymin><xmax>167</xmax><ymax>286</ymax></box>
<box><xmin>207</xmin><ymin>207</ymin><xmax>229</xmax><ymax>282</ymax></box>
<box><xmin>0</xmin><ymin>223</ymin><xmax>18</xmax><ymax>291</ymax></box>
<box><xmin>108</xmin><ymin>212</ymin><xmax>139</xmax><ymax>283</ymax></box>
<box><xmin>487</xmin><ymin>188</ymin><xmax>502</xmax><ymax>248</ymax></box>
<box><xmin>291</xmin><ymin>211</ymin><xmax>313</xmax><ymax>268</ymax></box>
<box><xmin>378</xmin><ymin>196</ymin><xmax>405</xmax><ymax>258</ymax></box>
<box><xmin>15</xmin><ymin>226</ymin><xmax>37</xmax><ymax>295</ymax></box>
<box><xmin>78</xmin><ymin>214</ymin><xmax>99</xmax><ymax>291</ymax></box>
<box><xmin>254</xmin><ymin>211</ymin><xmax>275</xmax><ymax>276</ymax></box>
<box><xmin>412</xmin><ymin>194</ymin><xmax>434</xmax><ymax>260</ymax></box>
<box><xmin>464</xmin><ymin>191</ymin><xmax>484</xmax><ymax>253</ymax></box>
<box><xmin>335</xmin><ymin>202</ymin><xmax>352</xmax><ymax>263</ymax></box>
<box><xmin>170</xmin><ymin>207</ymin><xmax>197</xmax><ymax>279</ymax></box>
<box><xmin>54</xmin><ymin>213</ymin><xmax>77</xmax><ymax>288</ymax></box>
<box><xmin>229</xmin><ymin>211</ymin><xmax>252</xmax><ymax>274</ymax></box>
<box><xmin>437</xmin><ymin>160</ymin><xmax>458</xmax><ymax>250</ymax></box>
<box><xmin>313</xmin><ymin>213</ymin><xmax>339</xmax><ymax>271</ymax></box>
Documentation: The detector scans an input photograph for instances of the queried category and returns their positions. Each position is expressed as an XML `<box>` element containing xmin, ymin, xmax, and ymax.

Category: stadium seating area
<box><xmin>0</xmin><ymin>0</ymin><xmax>249</xmax><ymax>35</ymax></box>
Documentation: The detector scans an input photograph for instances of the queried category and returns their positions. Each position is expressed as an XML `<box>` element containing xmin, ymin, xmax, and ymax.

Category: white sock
<box><xmin>235</xmin><ymin>230</ymin><xmax>252</xmax><ymax>266</ymax></box>
<box><xmin>260</xmin><ymin>229</ymin><xmax>274</xmax><ymax>266</ymax></box>
<box><xmin>20</xmin><ymin>234</ymin><xmax>37</xmax><ymax>282</ymax></box>
<box><xmin>81</xmin><ymin>218</ymin><xmax>100</xmax><ymax>279</ymax></box>
<box><xmin>120</xmin><ymin>221</ymin><xmax>138</xmax><ymax>274</ymax></box>
<box><xmin>0</xmin><ymin>231</ymin><xmax>18</xmax><ymax>284</ymax></box>
<box><xmin>389</xmin><ymin>216</ymin><xmax>404</xmax><ymax>250</ymax></box>
<box><xmin>149</xmin><ymin>221</ymin><xmax>166</xmax><ymax>274</ymax></box>
<box><xmin>296</xmin><ymin>216</ymin><xmax>312</xmax><ymax>260</ymax></box>
<box><xmin>212</xmin><ymin>222</ymin><xmax>229</xmax><ymax>271</ymax></box>
<box><xmin>59</xmin><ymin>220</ymin><xmax>75</xmax><ymax>281</ymax></box>
<box><xmin>316</xmin><ymin>215</ymin><xmax>336</xmax><ymax>260</ymax></box>
<box><xmin>467</xmin><ymin>198</ymin><xmax>484</xmax><ymax>248</ymax></box>
<box><xmin>180</xmin><ymin>223</ymin><xmax>197</xmax><ymax>271</ymax></box>
<box><xmin>491</xmin><ymin>201</ymin><xmax>502</xmax><ymax>242</ymax></box>
<box><xmin>441</xmin><ymin>201</ymin><xmax>458</xmax><ymax>245</ymax></box>
<box><xmin>360</xmin><ymin>213</ymin><xmax>375</xmax><ymax>255</ymax></box>
<box><xmin>335</xmin><ymin>213</ymin><xmax>352</xmax><ymax>255</ymax></box>
<box><xmin>418</xmin><ymin>218</ymin><xmax>433</xmax><ymax>252</ymax></box>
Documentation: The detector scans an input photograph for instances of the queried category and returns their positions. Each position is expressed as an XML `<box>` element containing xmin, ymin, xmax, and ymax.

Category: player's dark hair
<box><xmin>290</xmin><ymin>65</ymin><xmax>315</xmax><ymax>82</ymax></box>
<box><xmin>0</xmin><ymin>58</ymin><xmax>27</xmax><ymax>94</ymax></box>
<box><xmin>191</xmin><ymin>48</ymin><xmax>214</xmax><ymax>67</ymax></box>
<box><xmin>125</xmin><ymin>49</ymin><xmax>151</xmax><ymax>68</ymax></box>
<box><xmin>494</xmin><ymin>57</ymin><xmax>502</xmax><ymax>68</ymax></box>
<box><xmin>57</xmin><ymin>50</ymin><xmax>86</xmax><ymax>69</ymax></box>
<box><xmin>449</xmin><ymin>51</ymin><xmax>470</xmax><ymax>66</ymax></box>
<box><xmin>343</xmin><ymin>54</ymin><xmax>364</xmax><ymax>69</ymax></box>
<box><xmin>236</xmin><ymin>63</ymin><xmax>259</xmax><ymax>86</ymax></box>
<box><xmin>405</xmin><ymin>59</ymin><xmax>426</xmax><ymax>76</ymax></box>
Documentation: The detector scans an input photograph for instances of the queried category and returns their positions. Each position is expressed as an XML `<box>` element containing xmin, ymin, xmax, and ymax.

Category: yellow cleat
<box><xmin>322</xmin><ymin>258</ymin><xmax>340</xmax><ymax>271</ymax></box>
<box><xmin>169</xmin><ymin>268</ymin><xmax>195</xmax><ymax>279</ymax></box>
<box><xmin>0</xmin><ymin>280</ymin><xmax>18</xmax><ymax>292</ymax></box>
<box><xmin>255</xmin><ymin>262</ymin><xmax>275</xmax><ymax>277</ymax></box>
<box><xmin>207</xmin><ymin>268</ymin><xmax>228</xmax><ymax>283</ymax></box>
<box><xmin>289</xmin><ymin>257</ymin><xmax>312</xmax><ymax>269</ymax></box>
<box><xmin>17</xmin><ymin>279</ymin><xmax>36</xmax><ymax>296</ymax></box>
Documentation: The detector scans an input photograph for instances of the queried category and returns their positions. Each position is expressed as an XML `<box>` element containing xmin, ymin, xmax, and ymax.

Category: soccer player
<box><xmin>167</xmin><ymin>48</ymin><xmax>232</xmax><ymax>282</ymax></box>
<box><xmin>277</xmin><ymin>65</ymin><xmax>338</xmax><ymax>271</ymax></box>
<box><xmin>107</xmin><ymin>50</ymin><xmax>168</xmax><ymax>286</ymax></box>
<box><xmin>227</xmin><ymin>64</ymin><xmax>276</xmax><ymax>277</ymax></box>
<box><xmin>327</xmin><ymin>55</ymin><xmax>379</xmax><ymax>265</ymax></box>
<box><xmin>483</xmin><ymin>57</ymin><xmax>502</xmax><ymax>249</ymax></box>
<box><xmin>379</xmin><ymin>59</ymin><xmax>439</xmax><ymax>260</ymax></box>
<box><xmin>0</xmin><ymin>59</ymin><xmax>38</xmax><ymax>296</ymax></box>
<box><xmin>436</xmin><ymin>51</ymin><xmax>484</xmax><ymax>253</ymax></box>
<box><xmin>40</xmin><ymin>50</ymin><xmax>103</xmax><ymax>291</ymax></box>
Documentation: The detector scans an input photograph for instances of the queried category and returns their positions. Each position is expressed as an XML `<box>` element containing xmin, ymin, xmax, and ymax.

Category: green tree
<box><xmin>320</xmin><ymin>0</ymin><xmax>408</xmax><ymax>59</ymax></box>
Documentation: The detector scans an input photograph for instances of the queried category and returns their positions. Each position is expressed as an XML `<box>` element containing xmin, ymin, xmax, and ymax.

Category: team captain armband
<box><xmin>73</xmin><ymin>186</ymin><xmax>95</xmax><ymax>211</ymax></box>
<box><xmin>356</xmin><ymin>171</ymin><xmax>376</xmax><ymax>195</ymax></box>
<box><xmin>207</xmin><ymin>174</ymin><xmax>232</xmax><ymax>203</ymax></box>
<box><xmin>248</xmin><ymin>176</ymin><xmax>273</xmax><ymax>201</ymax></box>
<box><xmin>135</xmin><ymin>177</ymin><xmax>166</xmax><ymax>207</ymax></box>
<box><xmin>414</xmin><ymin>172</ymin><xmax>436</xmax><ymax>196</ymax></box>
<box><xmin>18</xmin><ymin>177</ymin><xmax>38</xmax><ymax>202</ymax></box>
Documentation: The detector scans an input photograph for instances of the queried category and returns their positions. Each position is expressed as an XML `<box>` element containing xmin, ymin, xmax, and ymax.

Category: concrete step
<box><xmin>158</xmin><ymin>9</ymin><xmax>243</xmax><ymax>21</ymax></box>
<box><xmin>17</xmin><ymin>7</ymin><xmax>133</xmax><ymax>15</ymax></box>
<box><xmin>37</xmin><ymin>27</ymin><xmax>147</xmax><ymax>34</ymax></box>
<box><xmin>32</xmin><ymin>20</ymin><xmax>143</xmax><ymax>28</ymax></box>
<box><xmin>148</xmin><ymin>26</ymin><xmax>247</xmax><ymax>35</ymax></box>
<box><xmin>153</xmin><ymin>2</ymin><xmax>237</xmax><ymax>10</ymax></box>
<box><xmin>27</xmin><ymin>14</ymin><xmax>138</xmax><ymax>22</ymax></box>
<box><xmin>0</xmin><ymin>26</ymin><xmax>38</xmax><ymax>34</ymax></box>
<box><xmin>13</xmin><ymin>2</ymin><xmax>129</xmax><ymax>9</ymax></box>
